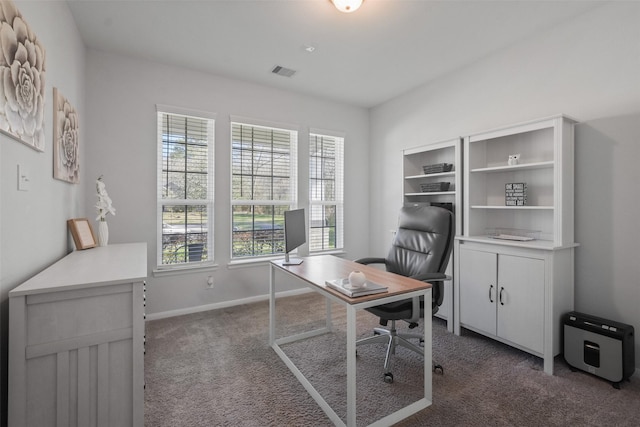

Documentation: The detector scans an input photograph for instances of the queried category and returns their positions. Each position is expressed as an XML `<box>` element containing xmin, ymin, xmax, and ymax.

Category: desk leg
<box><xmin>424</xmin><ymin>288</ymin><xmax>433</xmax><ymax>401</ymax></box>
<box><xmin>346</xmin><ymin>305</ymin><xmax>357</xmax><ymax>426</ymax></box>
<box><xmin>269</xmin><ymin>264</ymin><xmax>276</xmax><ymax>346</ymax></box>
<box><xmin>326</xmin><ymin>298</ymin><xmax>333</xmax><ymax>332</ymax></box>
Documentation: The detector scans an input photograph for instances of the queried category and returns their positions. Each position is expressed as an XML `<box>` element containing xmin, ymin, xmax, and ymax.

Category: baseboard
<box><xmin>145</xmin><ymin>287</ymin><xmax>313</xmax><ymax>321</ymax></box>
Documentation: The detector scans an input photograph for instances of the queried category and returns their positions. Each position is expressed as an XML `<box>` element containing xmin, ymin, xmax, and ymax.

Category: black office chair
<box><xmin>355</xmin><ymin>205</ymin><xmax>454</xmax><ymax>383</ymax></box>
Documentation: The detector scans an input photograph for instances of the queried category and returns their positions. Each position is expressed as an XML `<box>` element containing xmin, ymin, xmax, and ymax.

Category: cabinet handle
<box><xmin>499</xmin><ymin>287</ymin><xmax>505</xmax><ymax>305</ymax></box>
<box><xmin>489</xmin><ymin>285</ymin><xmax>494</xmax><ymax>303</ymax></box>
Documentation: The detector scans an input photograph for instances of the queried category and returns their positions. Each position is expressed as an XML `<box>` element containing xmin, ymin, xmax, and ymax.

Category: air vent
<box><xmin>272</xmin><ymin>65</ymin><xmax>296</xmax><ymax>78</ymax></box>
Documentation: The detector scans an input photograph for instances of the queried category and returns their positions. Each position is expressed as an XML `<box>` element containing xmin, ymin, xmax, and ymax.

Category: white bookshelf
<box><xmin>403</xmin><ymin>138</ymin><xmax>462</xmax><ymax>227</ymax></box>
<box><xmin>455</xmin><ymin>115</ymin><xmax>578</xmax><ymax>375</ymax></box>
<box><xmin>402</xmin><ymin>138</ymin><xmax>462</xmax><ymax>331</ymax></box>
<box><xmin>462</xmin><ymin>115</ymin><xmax>576</xmax><ymax>248</ymax></box>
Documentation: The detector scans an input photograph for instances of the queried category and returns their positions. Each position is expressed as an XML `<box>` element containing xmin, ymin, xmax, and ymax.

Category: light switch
<box><xmin>17</xmin><ymin>164</ymin><xmax>30</xmax><ymax>191</ymax></box>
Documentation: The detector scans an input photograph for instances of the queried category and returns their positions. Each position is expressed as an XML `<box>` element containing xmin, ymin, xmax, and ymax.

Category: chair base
<box><xmin>356</xmin><ymin>320</ymin><xmax>443</xmax><ymax>381</ymax></box>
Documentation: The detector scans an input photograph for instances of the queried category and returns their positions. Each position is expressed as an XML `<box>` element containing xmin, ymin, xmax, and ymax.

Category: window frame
<box><xmin>156</xmin><ymin>105</ymin><xmax>216</xmax><ymax>270</ymax></box>
<box><xmin>230</xmin><ymin>117</ymin><xmax>298</xmax><ymax>260</ymax></box>
<box><xmin>308</xmin><ymin>130</ymin><xmax>344</xmax><ymax>253</ymax></box>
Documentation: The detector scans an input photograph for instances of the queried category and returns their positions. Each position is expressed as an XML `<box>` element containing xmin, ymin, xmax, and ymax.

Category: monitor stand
<box><xmin>282</xmin><ymin>252</ymin><xmax>303</xmax><ymax>265</ymax></box>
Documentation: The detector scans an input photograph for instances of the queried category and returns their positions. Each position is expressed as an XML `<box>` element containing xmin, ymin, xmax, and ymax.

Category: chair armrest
<box><xmin>410</xmin><ymin>272</ymin><xmax>452</xmax><ymax>282</ymax></box>
<box><xmin>409</xmin><ymin>297</ymin><xmax>421</xmax><ymax>323</ymax></box>
<box><xmin>354</xmin><ymin>257</ymin><xmax>386</xmax><ymax>265</ymax></box>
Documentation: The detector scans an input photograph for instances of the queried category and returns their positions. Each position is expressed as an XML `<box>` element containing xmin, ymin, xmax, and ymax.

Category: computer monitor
<box><xmin>283</xmin><ymin>208</ymin><xmax>305</xmax><ymax>265</ymax></box>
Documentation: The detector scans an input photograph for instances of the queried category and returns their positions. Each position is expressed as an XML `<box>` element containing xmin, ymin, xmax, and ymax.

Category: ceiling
<box><xmin>66</xmin><ymin>0</ymin><xmax>604</xmax><ymax>108</ymax></box>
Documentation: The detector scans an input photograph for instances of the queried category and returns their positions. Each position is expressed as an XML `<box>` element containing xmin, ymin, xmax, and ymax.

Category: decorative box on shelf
<box><xmin>421</xmin><ymin>182</ymin><xmax>451</xmax><ymax>192</ymax></box>
<box><xmin>486</xmin><ymin>228</ymin><xmax>540</xmax><ymax>241</ymax></box>
<box><xmin>422</xmin><ymin>163</ymin><xmax>453</xmax><ymax>174</ymax></box>
<box><xmin>505</xmin><ymin>182</ymin><xmax>527</xmax><ymax>206</ymax></box>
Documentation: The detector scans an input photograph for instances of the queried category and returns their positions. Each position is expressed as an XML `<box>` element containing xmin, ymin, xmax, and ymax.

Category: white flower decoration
<box><xmin>96</xmin><ymin>176</ymin><xmax>116</xmax><ymax>221</ymax></box>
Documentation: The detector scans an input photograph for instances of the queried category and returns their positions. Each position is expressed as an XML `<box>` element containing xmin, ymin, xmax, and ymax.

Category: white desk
<box><xmin>269</xmin><ymin>255</ymin><xmax>432</xmax><ymax>426</ymax></box>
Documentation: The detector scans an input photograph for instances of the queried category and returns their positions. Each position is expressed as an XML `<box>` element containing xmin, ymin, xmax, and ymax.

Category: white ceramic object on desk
<box><xmin>348</xmin><ymin>270</ymin><xmax>366</xmax><ymax>288</ymax></box>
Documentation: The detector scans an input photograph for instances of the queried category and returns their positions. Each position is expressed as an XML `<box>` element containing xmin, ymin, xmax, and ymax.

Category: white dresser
<box><xmin>9</xmin><ymin>243</ymin><xmax>147</xmax><ymax>427</ymax></box>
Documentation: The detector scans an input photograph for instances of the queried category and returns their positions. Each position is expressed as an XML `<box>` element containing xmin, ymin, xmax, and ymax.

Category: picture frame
<box><xmin>53</xmin><ymin>87</ymin><xmax>80</xmax><ymax>183</ymax></box>
<box><xmin>67</xmin><ymin>218</ymin><xmax>97</xmax><ymax>250</ymax></box>
<box><xmin>0</xmin><ymin>0</ymin><xmax>47</xmax><ymax>151</ymax></box>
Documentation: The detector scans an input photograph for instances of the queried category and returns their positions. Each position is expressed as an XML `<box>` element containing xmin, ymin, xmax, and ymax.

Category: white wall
<box><xmin>369</xmin><ymin>2</ymin><xmax>640</xmax><ymax>366</ymax></box>
<box><xmin>574</xmin><ymin>114</ymin><xmax>640</xmax><ymax>328</ymax></box>
<box><xmin>84</xmin><ymin>51</ymin><xmax>370</xmax><ymax>317</ymax></box>
<box><xmin>0</xmin><ymin>1</ymin><xmax>86</xmax><ymax>423</ymax></box>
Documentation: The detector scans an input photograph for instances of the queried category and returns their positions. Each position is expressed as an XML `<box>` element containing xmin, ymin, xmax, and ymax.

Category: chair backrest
<box><xmin>385</xmin><ymin>205</ymin><xmax>454</xmax><ymax>283</ymax></box>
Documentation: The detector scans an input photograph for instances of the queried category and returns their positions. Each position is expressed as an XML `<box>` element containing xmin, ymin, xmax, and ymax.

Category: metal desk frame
<box><xmin>269</xmin><ymin>256</ymin><xmax>432</xmax><ymax>426</ymax></box>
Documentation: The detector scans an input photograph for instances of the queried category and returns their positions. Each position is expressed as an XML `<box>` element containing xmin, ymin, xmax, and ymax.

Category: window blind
<box><xmin>231</xmin><ymin>121</ymin><xmax>298</xmax><ymax>258</ymax></box>
<box><xmin>309</xmin><ymin>133</ymin><xmax>344</xmax><ymax>252</ymax></box>
<box><xmin>157</xmin><ymin>110</ymin><xmax>214</xmax><ymax>266</ymax></box>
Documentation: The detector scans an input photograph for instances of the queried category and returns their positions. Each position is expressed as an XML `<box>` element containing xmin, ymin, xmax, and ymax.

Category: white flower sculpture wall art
<box><xmin>53</xmin><ymin>88</ymin><xmax>79</xmax><ymax>183</ymax></box>
<box><xmin>0</xmin><ymin>0</ymin><xmax>46</xmax><ymax>151</ymax></box>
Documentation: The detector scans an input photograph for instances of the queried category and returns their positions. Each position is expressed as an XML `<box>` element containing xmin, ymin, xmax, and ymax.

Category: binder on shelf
<box><xmin>325</xmin><ymin>278</ymin><xmax>388</xmax><ymax>297</ymax></box>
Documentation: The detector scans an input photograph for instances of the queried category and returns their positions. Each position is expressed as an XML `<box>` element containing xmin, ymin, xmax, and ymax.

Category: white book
<box><xmin>325</xmin><ymin>278</ymin><xmax>388</xmax><ymax>298</ymax></box>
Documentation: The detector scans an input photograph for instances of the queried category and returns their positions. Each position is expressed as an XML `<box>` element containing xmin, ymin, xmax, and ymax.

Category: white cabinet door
<box><xmin>459</xmin><ymin>248</ymin><xmax>497</xmax><ymax>335</ymax></box>
<box><xmin>497</xmin><ymin>254</ymin><xmax>545</xmax><ymax>353</ymax></box>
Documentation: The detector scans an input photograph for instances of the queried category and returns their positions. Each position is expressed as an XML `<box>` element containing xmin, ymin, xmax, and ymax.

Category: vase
<box><xmin>98</xmin><ymin>221</ymin><xmax>109</xmax><ymax>246</ymax></box>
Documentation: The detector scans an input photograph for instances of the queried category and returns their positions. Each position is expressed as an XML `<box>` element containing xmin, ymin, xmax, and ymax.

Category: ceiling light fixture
<box><xmin>331</xmin><ymin>0</ymin><xmax>363</xmax><ymax>13</ymax></box>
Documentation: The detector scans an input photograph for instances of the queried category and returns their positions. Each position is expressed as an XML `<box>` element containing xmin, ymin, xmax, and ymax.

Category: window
<box><xmin>231</xmin><ymin>121</ymin><xmax>297</xmax><ymax>258</ymax></box>
<box><xmin>309</xmin><ymin>132</ymin><xmax>344</xmax><ymax>252</ymax></box>
<box><xmin>157</xmin><ymin>108</ymin><xmax>214</xmax><ymax>267</ymax></box>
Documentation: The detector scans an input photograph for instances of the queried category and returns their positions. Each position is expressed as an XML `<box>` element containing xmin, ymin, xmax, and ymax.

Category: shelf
<box><xmin>460</xmin><ymin>235</ymin><xmax>555</xmax><ymax>249</ymax></box>
<box><xmin>470</xmin><ymin>161</ymin><xmax>554</xmax><ymax>173</ymax></box>
<box><xmin>405</xmin><ymin>171</ymin><xmax>455</xmax><ymax>180</ymax></box>
<box><xmin>406</xmin><ymin>191</ymin><xmax>456</xmax><ymax>197</ymax></box>
<box><xmin>471</xmin><ymin>205</ymin><xmax>553</xmax><ymax>210</ymax></box>
<box><xmin>463</xmin><ymin>115</ymin><xmax>576</xmax><ymax>247</ymax></box>
<box><xmin>457</xmin><ymin>235</ymin><xmax>579</xmax><ymax>251</ymax></box>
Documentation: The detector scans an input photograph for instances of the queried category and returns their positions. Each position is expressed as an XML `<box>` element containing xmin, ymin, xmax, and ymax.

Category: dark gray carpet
<box><xmin>144</xmin><ymin>293</ymin><xmax>640</xmax><ymax>426</ymax></box>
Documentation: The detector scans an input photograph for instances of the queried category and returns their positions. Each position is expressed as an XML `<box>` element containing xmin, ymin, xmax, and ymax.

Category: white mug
<box><xmin>348</xmin><ymin>270</ymin><xmax>366</xmax><ymax>288</ymax></box>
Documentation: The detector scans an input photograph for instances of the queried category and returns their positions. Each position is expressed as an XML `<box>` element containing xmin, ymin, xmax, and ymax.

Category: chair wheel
<box><xmin>433</xmin><ymin>364</ymin><xmax>444</xmax><ymax>375</ymax></box>
<box><xmin>383</xmin><ymin>372</ymin><xmax>394</xmax><ymax>383</ymax></box>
